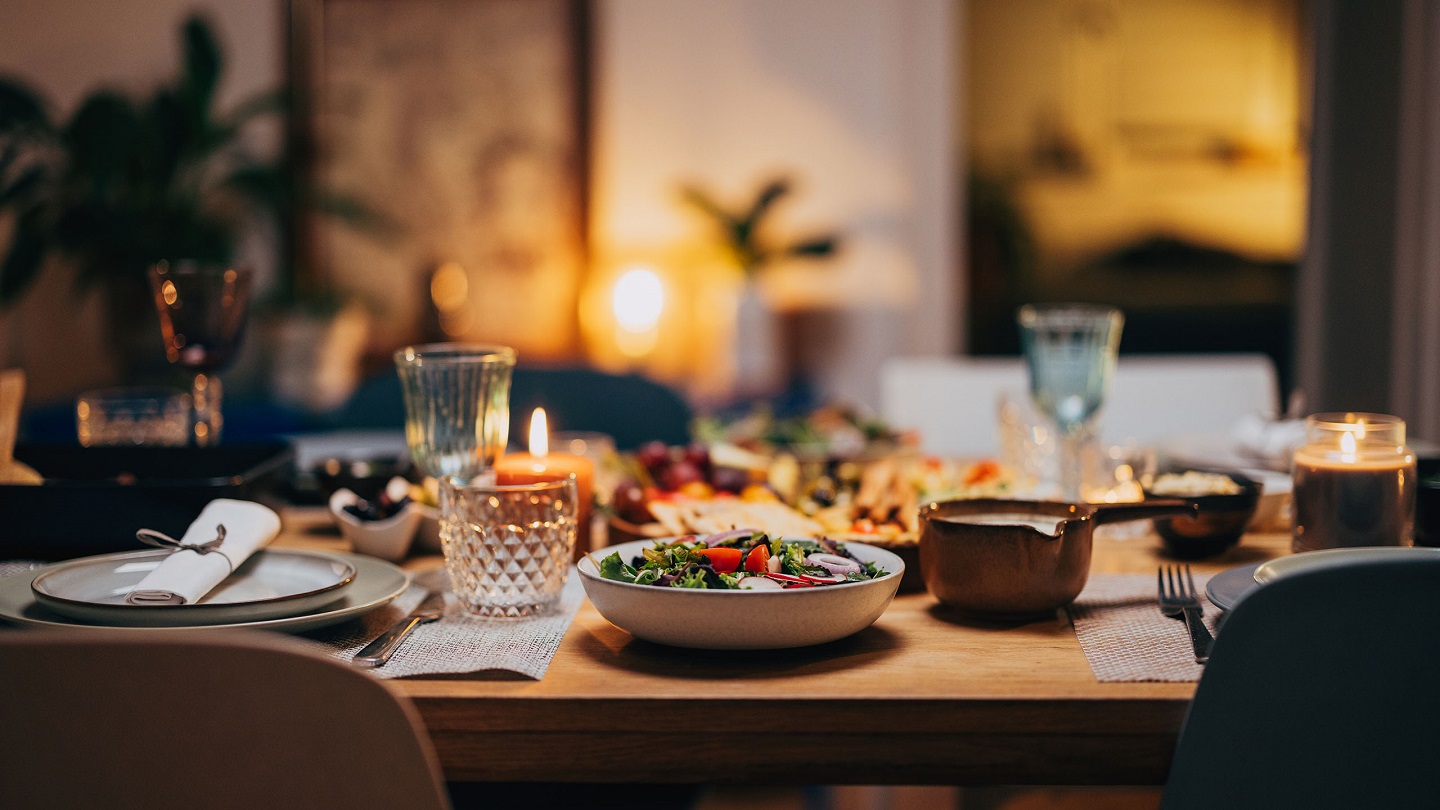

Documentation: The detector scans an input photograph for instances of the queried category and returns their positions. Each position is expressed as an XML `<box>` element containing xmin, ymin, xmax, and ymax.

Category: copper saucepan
<box><xmin>918</xmin><ymin>498</ymin><xmax>1197</xmax><ymax>617</ymax></box>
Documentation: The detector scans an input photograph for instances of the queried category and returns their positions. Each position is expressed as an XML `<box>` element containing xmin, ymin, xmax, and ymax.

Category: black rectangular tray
<box><xmin>1</xmin><ymin>443</ymin><xmax>294</xmax><ymax>560</ymax></box>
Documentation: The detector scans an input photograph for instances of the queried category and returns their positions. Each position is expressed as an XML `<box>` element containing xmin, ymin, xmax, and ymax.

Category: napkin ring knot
<box><xmin>136</xmin><ymin>524</ymin><xmax>234</xmax><ymax>572</ymax></box>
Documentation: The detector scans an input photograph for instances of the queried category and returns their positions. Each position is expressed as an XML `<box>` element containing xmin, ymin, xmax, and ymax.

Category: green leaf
<box><xmin>740</xmin><ymin>178</ymin><xmax>791</xmax><ymax>230</ymax></box>
<box><xmin>598</xmin><ymin>552</ymin><xmax>639</xmax><ymax>584</ymax></box>
<box><xmin>783</xmin><ymin>236</ymin><xmax>838</xmax><ymax>259</ymax></box>
<box><xmin>678</xmin><ymin>184</ymin><xmax>736</xmax><ymax>229</ymax></box>
<box><xmin>0</xmin><ymin>164</ymin><xmax>45</xmax><ymax>209</ymax></box>
<box><xmin>62</xmin><ymin>91</ymin><xmax>140</xmax><ymax>186</ymax></box>
<box><xmin>180</xmin><ymin>15</ymin><xmax>221</xmax><ymax>118</ymax></box>
<box><xmin>0</xmin><ymin>77</ymin><xmax>50</xmax><ymax>134</ymax></box>
<box><xmin>673</xmin><ymin>567</ymin><xmax>710</xmax><ymax>589</ymax></box>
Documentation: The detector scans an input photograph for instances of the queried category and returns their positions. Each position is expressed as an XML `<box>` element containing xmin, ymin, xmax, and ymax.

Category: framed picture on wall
<box><xmin>291</xmin><ymin>0</ymin><xmax>590</xmax><ymax>362</ymax></box>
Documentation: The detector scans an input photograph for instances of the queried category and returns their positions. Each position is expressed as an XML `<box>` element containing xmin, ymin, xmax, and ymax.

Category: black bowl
<box><xmin>311</xmin><ymin>454</ymin><xmax>412</xmax><ymax>502</ymax></box>
<box><xmin>1144</xmin><ymin>471</ymin><xmax>1263</xmax><ymax>559</ymax></box>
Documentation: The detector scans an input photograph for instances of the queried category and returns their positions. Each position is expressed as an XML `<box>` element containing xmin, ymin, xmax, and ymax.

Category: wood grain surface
<box><xmin>279</xmin><ymin>510</ymin><xmax>1290</xmax><ymax>785</ymax></box>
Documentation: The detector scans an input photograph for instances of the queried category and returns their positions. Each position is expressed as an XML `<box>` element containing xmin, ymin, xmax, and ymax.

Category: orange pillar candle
<box><xmin>495</xmin><ymin>408</ymin><xmax>595</xmax><ymax>558</ymax></box>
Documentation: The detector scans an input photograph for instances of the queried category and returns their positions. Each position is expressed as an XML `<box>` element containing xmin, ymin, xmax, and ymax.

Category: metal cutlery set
<box><xmin>1158</xmin><ymin>564</ymin><xmax>1214</xmax><ymax>663</ymax></box>
<box><xmin>352</xmin><ymin>590</ymin><xmax>446</xmax><ymax>668</ymax></box>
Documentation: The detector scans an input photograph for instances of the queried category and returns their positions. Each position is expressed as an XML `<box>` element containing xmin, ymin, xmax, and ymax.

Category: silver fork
<box><xmin>1158</xmin><ymin>564</ymin><xmax>1214</xmax><ymax>664</ymax></box>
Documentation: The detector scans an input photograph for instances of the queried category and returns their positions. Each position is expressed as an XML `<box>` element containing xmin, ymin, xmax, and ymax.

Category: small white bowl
<box><xmin>578</xmin><ymin>539</ymin><xmax>904</xmax><ymax>650</ymax></box>
<box><xmin>328</xmin><ymin>488</ymin><xmax>421</xmax><ymax>562</ymax></box>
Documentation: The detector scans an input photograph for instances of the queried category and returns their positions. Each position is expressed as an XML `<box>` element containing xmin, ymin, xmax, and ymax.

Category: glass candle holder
<box><xmin>439</xmin><ymin>476</ymin><xmax>578</xmax><ymax>618</ymax></box>
<box><xmin>1292</xmin><ymin>412</ymin><xmax>1416</xmax><ymax>552</ymax></box>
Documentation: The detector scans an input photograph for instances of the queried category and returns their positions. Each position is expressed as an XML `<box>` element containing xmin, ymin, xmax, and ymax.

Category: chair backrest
<box><xmin>1160</xmin><ymin>557</ymin><xmax>1440</xmax><ymax>810</ymax></box>
<box><xmin>0</xmin><ymin>629</ymin><xmax>450</xmax><ymax>810</ymax></box>
<box><xmin>880</xmin><ymin>354</ymin><xmax>1279</xmax><ymax>456</ymax></box>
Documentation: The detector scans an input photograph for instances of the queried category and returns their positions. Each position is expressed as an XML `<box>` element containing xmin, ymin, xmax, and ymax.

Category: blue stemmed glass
<box><xmin>1017</xmin><ymin>303</ymin><xmax>1124</xmax><ymax>501</ymax></box>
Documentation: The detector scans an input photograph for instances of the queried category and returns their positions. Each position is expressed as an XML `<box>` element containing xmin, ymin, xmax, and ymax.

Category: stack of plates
<box><xmin>0</xmin><ymin>549</ymin><xmax>409</xmax><ymax>633</ymax></box>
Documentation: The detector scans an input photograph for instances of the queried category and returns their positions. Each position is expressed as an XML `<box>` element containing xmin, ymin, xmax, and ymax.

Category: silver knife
<box><xmin>352</xmin><ymin>590</ymin><xmax>446</xmax><ymax>668</ymax></box>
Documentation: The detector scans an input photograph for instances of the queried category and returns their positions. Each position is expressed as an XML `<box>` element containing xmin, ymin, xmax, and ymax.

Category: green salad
<box><xmin>596</xmin><ymin>529</ymin><xmax>889</xmax><ymax>590</ymax></box>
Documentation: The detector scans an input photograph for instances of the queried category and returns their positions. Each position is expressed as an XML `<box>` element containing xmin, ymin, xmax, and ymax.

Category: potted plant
<box><xmin>0</xmin><ymin>15</ymin><xmax>290</xmax><ymax>381</ymax></box>
<box><xmin>679</xmin><ymin>176</ymin><xmax>840</xmax><ymax>396</ymax></box>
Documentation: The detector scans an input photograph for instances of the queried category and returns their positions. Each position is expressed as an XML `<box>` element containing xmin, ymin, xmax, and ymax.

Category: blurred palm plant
<box><xmin>679</xmin><ymin>177</ymin><xmax>839</xmax><ymax>276</ymax></box>
<box><xmin>0</xmin><ymin>15</ymin><xmax>287</xmax><ymax>307</ymax></box>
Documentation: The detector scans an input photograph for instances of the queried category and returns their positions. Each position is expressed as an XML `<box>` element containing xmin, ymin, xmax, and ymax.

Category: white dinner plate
<box><xmin>1205</xmin><ymin>562</ymin><xmax>1264</xmax><ymax>612</ymax></box>
<box><xmin>1206</xmin><ymin>547</ymin><xmax>1440</xmax><ymax>612</ymax></box>
<box><xmin>0</xmin><ymin>552</ymin><xmax>408</xmax><ymax>633</ymax></box>
<box><xmin>30</xmin><ymin>549</ymin><xmax>357</xmax><ymax>626</ymax></box>
<box><xmin>1254</xmin><ymin>546</ymin><xmax>1440</xmax><ymax>585</ymax></box>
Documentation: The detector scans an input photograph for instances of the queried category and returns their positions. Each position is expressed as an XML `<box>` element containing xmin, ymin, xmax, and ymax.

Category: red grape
<box><xmin>636</xmin><ymin>441</ymin><xmax>671</xmax><ymax>473</ymax></box>
<box><xmin>612</xmin><ymin>480</ymin><xmax>654</xmax><ymax>524</ymax></box>
<box><xmin>660</xmin><ymin>460</ymin><xmax>705</xmax><ymax>491</ymax></box>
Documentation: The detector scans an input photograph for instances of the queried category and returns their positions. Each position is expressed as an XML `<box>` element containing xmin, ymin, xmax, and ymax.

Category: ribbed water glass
<box><xmin>394</xmin><ymin>343</ymin><xmax>516</xmax><ymax>480</ymax></box>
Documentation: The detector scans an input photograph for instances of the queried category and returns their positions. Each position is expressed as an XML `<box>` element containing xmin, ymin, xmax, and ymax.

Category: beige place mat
<box><xmin>1067</xmin><ymin>573</ymin><xmax>1222</xmax><ymax>682</ymax></box>
<box><xmin>303</xmin><ymin>567</ymin><xmax>585</xmax><ymax>680</ymax></box>
<box><xmin>0</xmin><ymin>558</ymin><xmax>582</xmax><ymax>681</ymax></box>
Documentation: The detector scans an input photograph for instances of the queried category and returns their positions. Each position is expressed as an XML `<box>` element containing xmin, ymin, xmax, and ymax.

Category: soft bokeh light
<box><xmin>612</xmin><ymin>266</ymin><xmax>664</xmax><ymax>332</ymax></box>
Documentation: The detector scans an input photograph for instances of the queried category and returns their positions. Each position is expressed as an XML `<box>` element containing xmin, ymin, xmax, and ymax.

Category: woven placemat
<box><xmin>1067</xmin><ymin>572</ymin><xmax>1222</xmax><ymax>682</ymax></box>
<box><xmin>302</xmin><ymin>567</ymin><xmax>585</xmax><ymax>680</ymax></box>
<box><xmin>0</xmin><ymin>559</ymin><xmax>583</xmax><ymax>681</ymax></box>
<box><xmin>0</xmin><ymin>560</ymin><xmax>39</xmax><ymax>580</ymax></box>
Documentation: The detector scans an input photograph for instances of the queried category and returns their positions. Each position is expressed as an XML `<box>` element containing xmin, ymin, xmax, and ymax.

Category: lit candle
<box><xmin>494</xmin><ymin>408</ymin><xmax>595</xmax><ymax>558</ymax></box>
<box><xmin>1292</xmin><ymin>412</ymin><xmax>1416</xmax><ymax>552</ymax></box>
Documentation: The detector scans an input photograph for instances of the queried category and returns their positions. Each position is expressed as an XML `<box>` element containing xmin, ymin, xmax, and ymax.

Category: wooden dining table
<box><xmin>279</xmin><ymin>511</ymin><xmax>1291</xmax><ymax>787</ymax></box>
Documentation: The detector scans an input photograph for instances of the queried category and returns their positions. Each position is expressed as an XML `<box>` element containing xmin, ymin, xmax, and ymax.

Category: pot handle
<box><xmin>1091</xmin><ymin>498</ymin><xmax>1198</xmax><ymax>526</ymax></box>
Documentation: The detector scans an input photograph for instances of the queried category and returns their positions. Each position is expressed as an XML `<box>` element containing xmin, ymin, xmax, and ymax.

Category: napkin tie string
<box><xmin>136</xmin><ymin>524</ymin><xmax>234</xmax><ymax>573</ymax></box>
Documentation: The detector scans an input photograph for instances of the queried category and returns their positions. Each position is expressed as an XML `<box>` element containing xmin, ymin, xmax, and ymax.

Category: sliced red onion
<box><xmin>807</xmin><ymin>553</ymin><xmax>862</xmax><ymax>576</ymax></box>
<box><xmin>700</xmin><ymin>528</ymin><xmax>757</xmax><ymax>546</ymax></box>
<box><xmin>766</xmin><ymin>554</ymin><xmax>782</xmax><ymax>574</ymax></box>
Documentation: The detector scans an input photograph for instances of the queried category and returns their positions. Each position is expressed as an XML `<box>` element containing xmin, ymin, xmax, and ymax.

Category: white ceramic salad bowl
<box><xmin>578</xmin><ymin>538</ymin><xmax>905</xmax><ymax>650</ymax></box>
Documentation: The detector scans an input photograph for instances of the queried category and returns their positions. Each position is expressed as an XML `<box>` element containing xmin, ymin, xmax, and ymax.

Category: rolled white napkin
<box><xmin>125</xmin><ymin>499</ymin><xmax>282</xmax><ymax>605</ymax></box>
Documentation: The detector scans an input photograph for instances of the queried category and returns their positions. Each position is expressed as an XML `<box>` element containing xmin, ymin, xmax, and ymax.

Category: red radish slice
<box><xmin>802</xmin><ymin>572</ymin><xmax>848</xmax><ymax>585</ymax></box>
<box><xmin>739</xmin><ymin>576</ymin><xmax>783</xmax><ymax>591</ymax></box>
<box><xmin>766</xmin><ymin>573</ymin><xmax>808</xmax><ymax>584</ymax></box>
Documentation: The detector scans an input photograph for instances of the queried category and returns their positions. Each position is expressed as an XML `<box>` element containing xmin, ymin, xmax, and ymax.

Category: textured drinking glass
<box><xmin>1017</xmin><ymin>303</ymin><xmax>1124</xmax><ymax>501</ymax></box>
<box><xmin>149</xmin><ymin>261</ymin><xmax>253</xmax><ymax>446</ymax></box>
<box><xmin>439</xmin><ymin>477</ymin><xmax>578</xmax><ymax>617</ymax></box>
<box><xmin>76</xmin><ymin>387</ymin><xmax>192</xmax><ymax>447</ymax></box>
<box><xmin>394</xmin><ymin>344</ymin><xmax>517</xmax><ymax>480</ymax></box>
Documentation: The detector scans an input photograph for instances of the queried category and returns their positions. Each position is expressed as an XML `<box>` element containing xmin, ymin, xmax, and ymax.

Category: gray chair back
<box><xmin>1162</xmin><ymin>556</ymin><xmax>1440</xmax><ymax>809</ymax></box>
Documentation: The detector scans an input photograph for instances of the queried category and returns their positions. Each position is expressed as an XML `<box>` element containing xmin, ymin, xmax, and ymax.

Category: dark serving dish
<box><xmin>0</xmin><ymin>443</ymin><xmax>293</xmax><ymax>560</ymax></box>
<box><xmin>1144</xmin><ymin>470</ymin><xmax>1262</xmax><ymax>559</ymax></box>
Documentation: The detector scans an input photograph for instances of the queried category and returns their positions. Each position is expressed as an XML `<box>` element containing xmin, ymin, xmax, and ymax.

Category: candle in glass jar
<box><xmin>494</xmin><ymin>408</ymin><xmax>595</xmax><ymax>557</ymax></box>
<box><xmin>1292</xmin><ymin>412</ymin><xmax>1416</xmax><ymax>552</ymax></box>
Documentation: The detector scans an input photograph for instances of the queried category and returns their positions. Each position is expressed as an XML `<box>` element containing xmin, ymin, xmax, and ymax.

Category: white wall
<box><xmin>591</xmin><ymin>0</ymin><xmax>958</xmax><ymax>410</ymax></box>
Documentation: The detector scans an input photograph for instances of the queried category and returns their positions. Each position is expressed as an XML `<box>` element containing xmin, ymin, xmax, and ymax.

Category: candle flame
<box><xmin>529</xmin><ymin>408</ymin><xmax>549</xmax><ymax>458</ymax></box>
<box><xmin>1340</xmin><ymin>430</ymin><xmax>1357</xmax><ymax>456</ymax></box>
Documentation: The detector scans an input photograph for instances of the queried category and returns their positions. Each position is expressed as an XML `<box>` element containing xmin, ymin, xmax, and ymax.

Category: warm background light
<box><xmin>612</xmin><ymin>266</ymin><xmax>664</xmax><ymax>332</ymax></box>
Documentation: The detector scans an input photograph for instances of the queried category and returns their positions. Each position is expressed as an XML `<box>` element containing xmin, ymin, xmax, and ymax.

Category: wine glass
<box><xmin>149</xmin><ymin>260</ymin><xmax>254</xmax><ymax>446</ymax></box>
<box><xmin>1016</xmin><ymin>303</ymin><xmax>1124</xmax><ymax>501</ymax></box>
